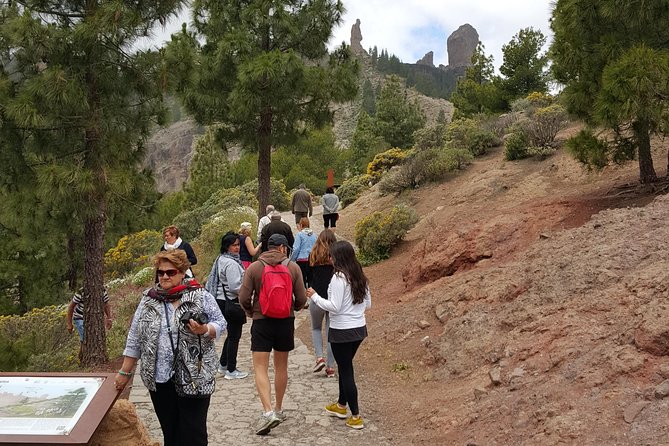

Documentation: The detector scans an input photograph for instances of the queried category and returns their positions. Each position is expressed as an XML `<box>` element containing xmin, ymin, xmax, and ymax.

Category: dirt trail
<box><xmin>332</xmin><ymin>134</ymin><xmax>669</xmax><ymax>445</ymax></box>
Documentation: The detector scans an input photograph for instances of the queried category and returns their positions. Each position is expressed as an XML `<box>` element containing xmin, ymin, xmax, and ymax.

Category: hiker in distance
<box><xmin>161</xmin><ymin>225</ymin><xmax>197</xmax><ymax>278</ymax></box>
<box><xmin>239</xmin><ymin>233</ymin><xmax>308</xmax><ymax>435</ymax></box>
<box><xmin>321</xmin><ymin>186</ymin><xmax>340</xmax><ymax>232</ymax></box>
<box><xmin>306</xmin><ymin>240</ymin><xmax>371</xmax><ymax>430</ymax></box>
<box><xmin>257</xmin><ymin>204</ymin><xmax>276</xmax><ymax>243</ymax></box>
<box><xmin>260</xmin><ymin>210</ymin><xmax>294</xmax><ymax>252</ymax></box>
<box><xmin>116</xmin><ymin>250</ymin><xmax>225</xmax><ymax>446</ymax></box>
<box><xmin>290</xmin><ymin>183</ymin><xmax>312</xmax><ymax>225</ymax></box>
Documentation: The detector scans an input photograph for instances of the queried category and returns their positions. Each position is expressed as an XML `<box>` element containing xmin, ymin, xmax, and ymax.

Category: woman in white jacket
<box><xmin>306</xmin><ymin>240</ymin><xmax>371</xmax><ymax>430</ymax></box>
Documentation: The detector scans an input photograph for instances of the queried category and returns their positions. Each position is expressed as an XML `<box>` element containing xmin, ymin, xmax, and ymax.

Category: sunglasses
<box><xmin>157</xmin><ymin>269</ymin><xmax>180</xmax><ymax>277</ymax></box>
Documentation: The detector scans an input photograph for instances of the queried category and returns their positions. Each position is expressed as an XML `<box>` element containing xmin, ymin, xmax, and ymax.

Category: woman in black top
<box><xmin>239</xmin><ymin>222</ymin><xmax>260</xmax><ymax>269</ymax></box>
<box><xmin>308</xmin><ymin>229</ymin><xmax>337</xmax><ymax>377</ymax></box>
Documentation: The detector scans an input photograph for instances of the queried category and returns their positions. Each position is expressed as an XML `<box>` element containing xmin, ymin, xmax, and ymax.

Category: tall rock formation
<box><xmin>416</xmin><ymin>51</ymin><xmax>434</xmax><ymax>67</ymax></box>
<box><xmin>447</xmin><ymin>24</ymin><xmax>479</xmax><ymax>67</ymax></box>
<box><xmin>350</xmin><ymin>19</ymin><xmax>364</xmax><ymax>55</ymax></box>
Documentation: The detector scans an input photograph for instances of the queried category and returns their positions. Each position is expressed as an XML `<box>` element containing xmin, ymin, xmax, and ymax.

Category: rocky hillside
<box><xmin>142</xmin><ymin>119</ymin><xmax>204</xmax><ymax>193</ymax></box>
<box><xmin>333</xmin><ymin>131</ymin><xmax>669</xmax><ymax>445</ymax></box>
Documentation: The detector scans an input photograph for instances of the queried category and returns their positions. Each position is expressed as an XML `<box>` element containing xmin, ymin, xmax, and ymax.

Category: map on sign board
<box><xmin>0</xmin><ymin>376</ymin><xmax>103</xmax><ymax>436</ymax></box>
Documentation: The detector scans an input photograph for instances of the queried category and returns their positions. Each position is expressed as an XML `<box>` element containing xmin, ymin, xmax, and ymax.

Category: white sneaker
<box><xmin>217</xmin><ymin>365</ymin><xmax>226</xmax><ymax>374</ymax></box>
<box><xmin>224</xmin><ymin>369</ymin><xmax>249</xmax><ymax>380</ymax></box>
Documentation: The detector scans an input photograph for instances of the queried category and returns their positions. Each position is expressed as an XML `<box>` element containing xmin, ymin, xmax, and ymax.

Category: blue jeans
<box><xmin>73</xmin><ymin>319</ymin><xmax>84</xmax><ymax>342</ymax></box>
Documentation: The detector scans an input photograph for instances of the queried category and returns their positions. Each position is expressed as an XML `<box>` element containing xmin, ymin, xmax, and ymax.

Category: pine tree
<box><xmin>450</xmin><ymin>42</ymin><xmax>504</xmax><ymax>117</ymax></box>
<box><xmin>551</xmin><ymin>0</ymin><xmax>669</xmax><ymax>183</ymax></box>
<box><xmin>0</xmin><ymin>0</ymin><xmax>183</xmax><ymax>366</ymax></box>
<box><xmin>350</xmin><ymin>111</ymin><xmax>387</xmax><ymax>173</ymax></box>
<box><xmin>361</xmin><ymin>78</ymin><xmax>376</xmax><ymax>116</ymax></box>
<box><xmin>499</xmin><ymin>27</ymin><xmax>548</xmax><ymax>100</ymax></box>
<box><xmin>184</xmin><ymin>127</ymin><xmax>232</xmax><ymax>207</ymax></box>
<box><xmin>375</xmin><ymin>75</ymin><xmax>426</xmax><ymax>149</ymax></box>
<box><xmin>165</xmin><ymin>0</ymin><xmax>359</xmax><ymax>217</ymax></box>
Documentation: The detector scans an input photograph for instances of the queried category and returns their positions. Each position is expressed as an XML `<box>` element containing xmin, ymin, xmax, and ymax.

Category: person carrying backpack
<box><xmin>239</xmin><ymin>233</ymin><xmax>307</xmax><ymax>436</ymax></box>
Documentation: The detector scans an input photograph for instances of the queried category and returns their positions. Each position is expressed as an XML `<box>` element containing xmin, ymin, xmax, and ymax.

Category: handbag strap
<box><xmin>165</xmin><ymin>301</ymin><xmax>204</xmax><ymax>377</ymax></box>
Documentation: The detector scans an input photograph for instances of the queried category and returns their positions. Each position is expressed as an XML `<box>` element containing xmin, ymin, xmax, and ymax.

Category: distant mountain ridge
<box><xmin>145</xmin><ymin>20</ymin><xmax>476</xmax><ymax>192</ymax></box>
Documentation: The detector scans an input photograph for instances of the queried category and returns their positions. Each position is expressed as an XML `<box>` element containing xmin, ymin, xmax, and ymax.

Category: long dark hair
<box><xmin>329</xmin><ymin>241</ymin><xmax>368</xmax><ymax>304</ymax></box>
<box><xmin>220</xmin><ymin>231</ymin><xmax>239</xmax><ymax>254</ymax></box>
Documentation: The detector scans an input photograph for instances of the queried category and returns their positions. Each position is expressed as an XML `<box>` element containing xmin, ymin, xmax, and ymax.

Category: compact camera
<box><xmin>179</xmin><ymin>311</ymin><xmax>209</xmax><ymax>326</ymax></box>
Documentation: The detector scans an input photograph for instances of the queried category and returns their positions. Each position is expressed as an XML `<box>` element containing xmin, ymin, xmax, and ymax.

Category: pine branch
<box><xmin>13</xmin><ymin>0</ymin><xmax>84</xmax><ymax>18</ymax></box>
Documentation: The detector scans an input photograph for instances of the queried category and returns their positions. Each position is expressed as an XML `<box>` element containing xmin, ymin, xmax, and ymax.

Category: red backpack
<box><xmin>259</xmin><ymin>259</ymin><xmax>293</xmax><ymax>318</ymax></box>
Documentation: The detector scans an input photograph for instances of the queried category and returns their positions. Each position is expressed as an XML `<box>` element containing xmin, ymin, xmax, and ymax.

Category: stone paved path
<box><xmin>131</xmin><ymin>204</ymin><xmax>380</xmax><ymax>444</ymax></box>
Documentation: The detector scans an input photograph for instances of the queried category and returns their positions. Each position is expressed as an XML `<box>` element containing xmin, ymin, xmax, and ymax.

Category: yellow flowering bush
<box><xmin>0</xmin><ymin>305</ymin><xmax>79</xmax><ymax>372</ymax></box>
<box><xmin>104</xmin><ymin>230</ymin><xmax>163</xmax><ymax>279</ymax></box>
<box><xmin>366</xmin><ymin>148</ymin><xmax>412</xmax><ymax>183</ymax></box>
<box><xmin>354</xmin><ymin>204</ymin><xmax>419</xmax><ymax>264</ymax></box>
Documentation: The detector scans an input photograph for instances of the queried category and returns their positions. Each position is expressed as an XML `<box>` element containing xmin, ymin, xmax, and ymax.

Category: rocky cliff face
<box><xmin>447</xmin><ymin>23</ymin><xmax>479</xmax><ymax>67</ymax></box>
<box><xmin>416</xmin><ymin>51</ymin><xmax>434</xmax><ymax>67</ymax></box>
<box><xmin>142</xmin><ymin>120</ymin><xmax>204</xmax><ymax>193</ymax></box>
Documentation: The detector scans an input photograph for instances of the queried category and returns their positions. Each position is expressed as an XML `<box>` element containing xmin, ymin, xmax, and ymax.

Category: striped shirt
<box><xmin>71</xmin><ymin>290</ymin><xmax>109</xmax><ymax>320</ymax></box>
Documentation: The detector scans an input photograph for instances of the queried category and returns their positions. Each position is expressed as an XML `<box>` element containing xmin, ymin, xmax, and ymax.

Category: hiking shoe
<box><xmin>274</xmin><ymin>410</ymin><xmax>287</xmax><ymax>423</ymax></box>
<box><xmin>255</xmin><ymin>412</ymin><xmax>281</xmax><ymax>435</ymax></box>
<box><xmin>313</xmin><ymin>357</ymin><xmax>326</xmax><ymax>373</ymax></box>
<box><xmin>217</xmin><ymin>364</ymin><xmax>227</xmax><ymax>374</ymax></box>
<box><xmin>346</xmin><ymin>416</ymin><xmax>364</xmax><ymax>430</ymax></box>
<box><xmin>224</xmin><ymin>369</ymin><xmax>249</xmax><ymax>380</ymax></box>
<box><xmin>325</xmin><ymin>402</ymin><xmax>347</xmax><ymax>419</ymax></box>
<box><xmin>325</xmin><ymin>367</ymin><xmax>335</xmax><ymax>378</ymax></box>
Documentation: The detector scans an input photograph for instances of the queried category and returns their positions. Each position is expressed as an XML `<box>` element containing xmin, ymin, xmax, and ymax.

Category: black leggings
<box><xmin>149</xmin><ymin>380</ymin><xmax>210</xmax><ymax>446</ymax></box>
<box><xmin>331</xmin><ymin>339</ymin><xmax>362</xmax><ymax>415</ymax></box>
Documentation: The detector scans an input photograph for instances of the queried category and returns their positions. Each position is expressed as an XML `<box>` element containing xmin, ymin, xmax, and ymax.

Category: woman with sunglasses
<box><xmin>116</xmin><ymin>249</ymin><xmax>225</xmax><ymax>446</ymax></box>
<box><xmin>306</xmin><ymin>241</ymin><xmax>371</xmax><ymax>430</ymax></box>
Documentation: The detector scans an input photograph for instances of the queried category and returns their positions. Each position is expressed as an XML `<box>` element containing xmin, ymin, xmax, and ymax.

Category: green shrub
<box><xmin>378</xmin><ymin>166</ymin><xmax>416</xmax><ymax>195</ymax></box>
<box><xmin>354</xmin><ymin>204</ymin><xmax>419</xmax><ymax>263</ymax></box>
<box><xmin>131</xmin><ymin>267</ymin><xmax>155</xmax><ymax>287</ymax></box>
<box><xmin>337</xmin><ymin>174</ymin><xmax>371</xmax><ymax>207</ymax></box>
<box><xmin>104</xmin><ymin>230</ymin><xmax>164</xmax><ymax>279</ymax></box>
<box><xmin>151</xmin><ymin>191</ymin><xmax>186</xmax><ymax>230</ymax></box>
<box><xmin>566</xmin><ymin>129</ymin><xmax>610</xmax><ymax>169</ymax></box>
<box><xmin>202</xmin><ymin>187</ymin><xmax>258</xmax><ymax>211</ymax></box>
<box><xmin>173</xmin><ymin>183</ymin><xmax>263</xmax><ymax>241</ymax></box>
<box><xmin>0</xmin><ymin>306</ymin><xmax>79</xmax><ymax>372</ymax></box>
<box><xmin>511</xmin><ymin>92</ymin><xmax>553</xmax><ymax>116</ymax></box>
<box><xmin>378</xmin><ymin>146</ymin><xmax>475</xmax><ymax>195</ymax></box>
<box><xmin>504</xmin><ymin>131</ymin><xmax>531</xmax><ymax>160</ymax></box>
<box><xmin>172</xmin><ymin>206</ymin><xmax>212</xmax><ymax>241</ymax></box>
<box><xmin>446</xmin><ymin>118</ymin><xmax>500</xmax><ymax>156</ymax></box>
<box><xmin>367</xmin><ymin>148</ymin><xmax>412</xmax><ymax>183</ymax></box>
<box><xmin>528</xmin><ymin>104</ymin><xmax>568</xmax><ymax>148</ymax></box>
<box><xmin>194</xmin><ymin>206</ymin><xmax>258</xmax><ymax>279</ymax></box>
<box><xmin>239</xmin><ymin>178</ymin><xmax>291</xmax><ymax>211</ymax></box>
<box><xmin>107</xmin><ymin>288</ymin><xmax>143</xmax><ymax>359</ymax></box>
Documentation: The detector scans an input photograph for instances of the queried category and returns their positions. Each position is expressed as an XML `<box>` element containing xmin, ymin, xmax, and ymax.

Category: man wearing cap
<box><xmin>239</xmin><ymin>233</ymin><xmax>307</xmax><ymax>435</ymax></box>
<box><xmin>260</xmin><ymin>210</ymin><xmax>294</xmax><ymax>252</ymax></box>
<box><xmin>290</xmin><ymin>184</ymin><xmax>312</xmax><ymax>225</ymax></box>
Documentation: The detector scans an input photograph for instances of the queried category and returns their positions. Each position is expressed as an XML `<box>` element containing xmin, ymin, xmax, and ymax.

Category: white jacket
<box><xmin>310</xmin><ymin>272</ymin><xmax>371</xmax><ymax>329</ymax></box>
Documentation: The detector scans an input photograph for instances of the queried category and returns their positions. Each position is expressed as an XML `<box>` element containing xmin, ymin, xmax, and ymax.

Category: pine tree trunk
<box><xmin>257</xmin><ymin>18</ymin><xmax>272</xmax><ymax>219</ymax></box>
<box><xmin>633</xmin><ymin>120</ymin><xmax>657</xmax><ymax>184</ymax></box>
<box><xmin>257</xmin><ymin>108</ymin><xmax>272</xmax><ymax>218</ymax></box>
<box><xmin>81</xmin><ymin>59</ymin><xmax>108</xmax><ymax>367</ymax></box>
<box><xmin>66</xmin><ymin>236</ymin><xmax>77</xmax><ymax>291</ymax></box>
<box><xmin>81</xmin><ymin>194</ymin><xmax>108</xmax><ymax>367</ymax></box>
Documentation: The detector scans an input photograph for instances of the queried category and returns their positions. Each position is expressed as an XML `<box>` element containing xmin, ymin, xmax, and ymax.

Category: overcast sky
<box><xmin>148</xmin><ymin>1</ymin><xmax>555</xmax><ymax>72</ymax></box>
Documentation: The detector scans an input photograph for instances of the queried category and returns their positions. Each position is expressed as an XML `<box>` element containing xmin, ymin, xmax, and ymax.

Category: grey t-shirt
<box><xmin>321</xmin><ymin>193</ymin><xmax>340</xmax><ymax>214</ymax></box>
